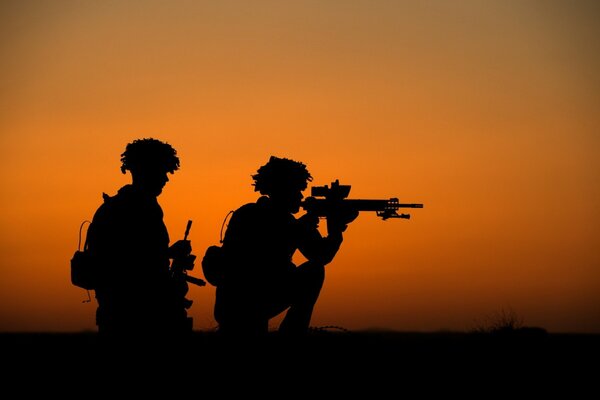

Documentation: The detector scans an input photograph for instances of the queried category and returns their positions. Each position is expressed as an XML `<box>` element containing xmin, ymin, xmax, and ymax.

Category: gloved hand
<box><xmin>169</xmin><ymin>239</ymin><xmax>192</xmax><ymax>259</ymax></box>
<box><xmin>298</xmin><ymin>211</ymin><xmax>320</xmax><ymax>231</ymax></box>
<box><xmin>170</xmin><ymin>239</ymin><xmax>196</xmax><ymax>270</ymax></box>
<box><xmin>171</xmin><ymin>253</ymin><xmax>196</xmax><ymax>271</ymax></box>
<box><xmin>327</xmin><ymin>207</ymin><xmax>359</xmax><ymax>234</ymax></box>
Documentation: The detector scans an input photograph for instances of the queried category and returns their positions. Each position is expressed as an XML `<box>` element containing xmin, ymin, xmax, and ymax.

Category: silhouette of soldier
<box><xmin>214</xmin><ymin>156</ymin><xmax>358</xmax><ymax>335</ymax></box>
<box><xmin>86</xmin><ymin>138</ymin><xmax>195</xmax><ymax>336</ymax></box>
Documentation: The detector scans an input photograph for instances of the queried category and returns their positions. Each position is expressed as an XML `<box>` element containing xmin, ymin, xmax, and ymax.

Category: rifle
<box><xmin>167</xmin><ymin>220</ymin><xmax>205</xmax><ymax>331</ymax></box>
<box><xmin>301</xmin><ymin>180</ymin><xmax>423</xmax><ymax>220</ymax></box>
<box><xmin>170</xmin><ymin>220</ymin><xmax>206</xmax><ymax>308</ymax></box>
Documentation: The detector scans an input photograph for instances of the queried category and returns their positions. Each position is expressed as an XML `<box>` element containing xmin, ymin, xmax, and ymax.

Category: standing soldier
<box><xmin>86</xmin><ymin>138</ymin><xmax>195</xmax><ymax>336</ymax></box>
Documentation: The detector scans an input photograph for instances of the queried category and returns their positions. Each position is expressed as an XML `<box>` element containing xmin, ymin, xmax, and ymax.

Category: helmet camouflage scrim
<box><xmin>120</xmin><ymin>138</ymin><xmax>180</xmax><ymax>174</ymax></box>
<box><xmin>252</xmin><ymin>156</ymin><xmax>312</xmax><ymax>195</ymax></box>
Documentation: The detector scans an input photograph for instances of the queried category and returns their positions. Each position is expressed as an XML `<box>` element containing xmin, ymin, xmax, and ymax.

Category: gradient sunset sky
<box><xmin>1</xmin><ymin>1</ymin><xmax>598</xmax><ymax>333</ymax></box>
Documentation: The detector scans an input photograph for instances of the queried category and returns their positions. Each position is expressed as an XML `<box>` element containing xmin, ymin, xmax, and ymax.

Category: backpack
<box><xmin>70</xmin><ymin>220</ymin><xmax>97</xmax><ymax>290</ymax></box>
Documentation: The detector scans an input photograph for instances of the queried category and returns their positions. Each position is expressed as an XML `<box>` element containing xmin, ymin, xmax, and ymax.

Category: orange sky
<box><xmin>1</xmin><ymin>1</ymin><xmax>598</xmax><ymax>333</ymax></box>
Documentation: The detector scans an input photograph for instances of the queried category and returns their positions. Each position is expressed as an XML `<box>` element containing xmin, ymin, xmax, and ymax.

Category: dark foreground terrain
<box><xmin>2</xmin><ymin>330</ymin><xmax>598</xmax><ymax>393</ymax></box>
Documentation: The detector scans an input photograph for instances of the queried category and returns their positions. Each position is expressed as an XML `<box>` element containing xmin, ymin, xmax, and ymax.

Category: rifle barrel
<box><xmin>301</xmin><ymin>198</ymin><xmax>423</xmax><ymax>211</ymax></box>
<box><xmin>343</xmin><ymin>199</ymin><xmax>423</xmax><ymax>210</ymax></box>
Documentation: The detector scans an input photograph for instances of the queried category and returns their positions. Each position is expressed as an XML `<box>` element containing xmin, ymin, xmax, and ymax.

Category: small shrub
<box><xmin>473</xmin><ymin>307</ymin><xmax>524</xmax><ymax>334</ymax></box>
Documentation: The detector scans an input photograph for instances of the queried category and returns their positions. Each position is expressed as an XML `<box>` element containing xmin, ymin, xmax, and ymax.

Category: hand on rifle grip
<box><xmin>169</xmin><ymin>239</ymin><xmax>192</xmax><ymax>259</ymax></box>
<box><xmin>327</xmin><ymin>207</ymin><xmax>359</xmax><ymax>234</ymax></box>
<box><xmin>298</xmin><ymin>211</ymin><xmax>320</xmax><ymax>231</ymax></box>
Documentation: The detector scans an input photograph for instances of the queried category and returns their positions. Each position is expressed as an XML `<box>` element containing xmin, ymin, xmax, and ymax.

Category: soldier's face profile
<box><xmin>270</xmin><ymin>187</ymin><xmax>304</xmax><ymax>213</ymax></box>
<box><xmin>134</xmin><ymin>169</ymin><xmax>170</xmax><ymax>196</ymax></box>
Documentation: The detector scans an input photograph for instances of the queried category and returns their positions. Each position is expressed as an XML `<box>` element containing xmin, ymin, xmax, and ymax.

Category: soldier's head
<box><xmin>252</xmin><ymin>156</ymin><xmax>312</xmax><ymax>213</ymax></box>
<box><xmin>120</xmin><ymin>138</ymin><xmax>180</xmax><ymax>196</ymax></box>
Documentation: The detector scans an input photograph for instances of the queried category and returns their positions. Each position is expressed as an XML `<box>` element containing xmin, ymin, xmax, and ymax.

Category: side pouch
<box><xmin>70</xmin><ymin>220</ymin><xmax>97</xmax><ymax>290</ymax></box>
<box><xmin>71</xmin><ymin>249</ymin><xmax>97</xmax><ymax>290</ymax></box>
<box><xmin>201</xmin><ymin>245</ymin><xmax>225</xmax><ymax>287</ymax></box>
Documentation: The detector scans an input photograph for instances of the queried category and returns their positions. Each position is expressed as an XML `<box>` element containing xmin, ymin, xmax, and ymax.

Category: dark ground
<box><xmin>2</xmin><ymin>329</ymin><xmax>598</xmax><ymax>394</ymax></box>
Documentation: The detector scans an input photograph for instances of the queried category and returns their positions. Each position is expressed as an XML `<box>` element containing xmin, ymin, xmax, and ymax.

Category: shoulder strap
<box><xmin>79</xmin><ymin>192</ymin><xmax>113</xmax><ymax>251</ymax></box>
<box><xmin>78</xmin><ymin>220</ymin><xmax>92</xmax><ymax>251</ymax></box>
<box><xmin>220</xmin><ymin>210</ymin><xmax>234</xmax><ymax>244</ymax></box>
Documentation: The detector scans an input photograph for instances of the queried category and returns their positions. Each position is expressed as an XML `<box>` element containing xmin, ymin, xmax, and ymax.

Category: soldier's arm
<box><xmin>297</xmin><ymin>213</ymin><xmax>343</xmax><ymax>266</ymax></box>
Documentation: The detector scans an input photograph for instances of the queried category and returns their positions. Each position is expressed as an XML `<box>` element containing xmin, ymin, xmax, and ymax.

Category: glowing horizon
<box><xmin>1</xmin><ymin>1</ymin><xmax>598</xmax><ymax>333</ymax></box>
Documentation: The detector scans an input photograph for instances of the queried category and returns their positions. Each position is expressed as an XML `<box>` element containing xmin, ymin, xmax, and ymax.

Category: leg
<box><xmin>279</xmin><ymin>261</ymin><xmax>325</xmax><ymax>335</ymax></box>
<box><xmin>215</xmin><ymin>285</ymin><xmax>270</xmax><ymax>336</ymax></box>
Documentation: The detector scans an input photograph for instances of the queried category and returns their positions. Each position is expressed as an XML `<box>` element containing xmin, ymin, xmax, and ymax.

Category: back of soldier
<box><xmin>88</xmin><ymin>188</ymin><xmax>172</xmax><ymax>332</ymax></box>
